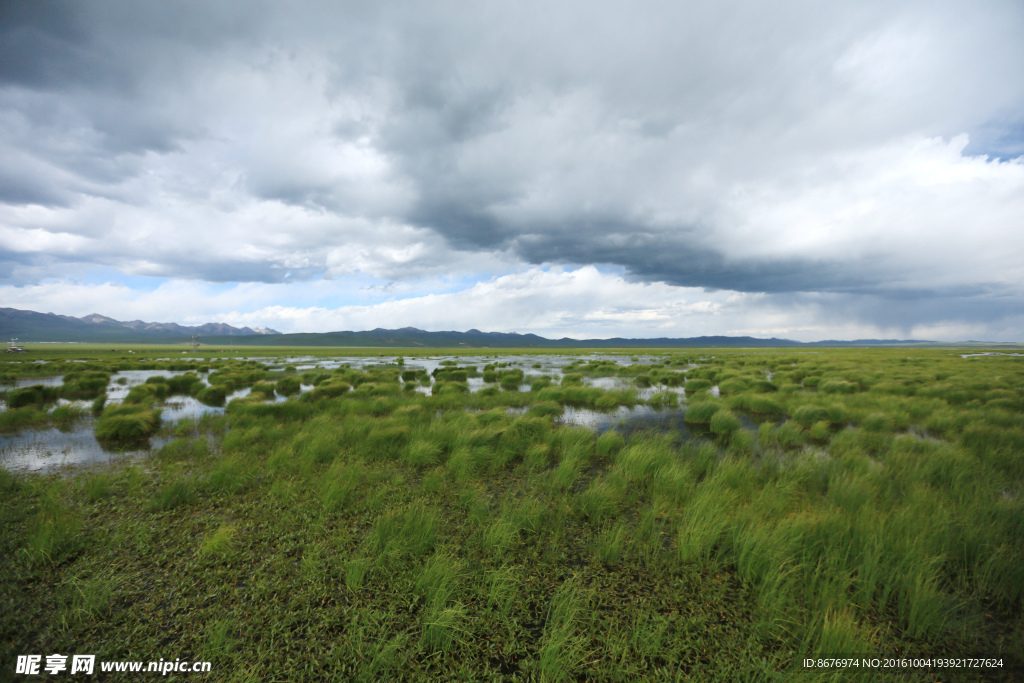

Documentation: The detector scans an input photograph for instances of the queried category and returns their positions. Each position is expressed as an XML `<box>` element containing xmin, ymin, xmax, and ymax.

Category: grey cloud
<box><xmin>159</xmin><ymin>261</ymin><xmax>323</xmax><ymax>285</ymax></box>
<box><xmin>355</xmin><ymin>4</ymin><xmax>1022</xmax><ymax>302</ymax></box>
<box><xmin>407</xmin><ymin>202</ymin><xmax>513</xmax><ymax>251</ymax></box>
<box><xmin>0</xmin><ymin>2</ymin><xmax>103</xmax><ymax>89</ymax></box>
<box><xmin>512</xmin><ymin>225</ymin><xmax>884</xmax><ymax>294</ymax></box>
<box><xmin>0</xmin><ymin>250</ymin><xmax>323</xmax><ymax>288</ymax></box>
<box><xmin>0</xmin><ymin>1</ymin><xmax>252</xmax><ymax>164</ymax></box>
<box><xmin>0</xmin><ymin>164</ymin><xmax>73</xmax><ymax>206</ymax></box>
<box><xmin>0</xmin><ymin>248</ymin><xmax>77</xmax><ymax>285</ymax></box>
<box><xmin>111</xmin><ymin>248</ymin><xmax>329</xmax><ymax>285</ymax></box>
<box><xmin>243</xmin><ymin>177</ymin><xmax>340</xmax><ymax>212</ymax></box>
<box><xmin>1</xmin><ymin>1</ymin><xmax>1023</xmax><ymax>336</ymax></box>
<box><xmin>0</xmin><ymin>1</ymin><xmax>268</xmax><ymax>90</ymax></box>
<box><xmin>774</xmin><ymin>286</ymin><xmax>1024</xmax><ymax>336</ymax></box>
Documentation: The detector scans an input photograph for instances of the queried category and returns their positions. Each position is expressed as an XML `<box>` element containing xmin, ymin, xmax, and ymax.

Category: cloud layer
<box><xmin>2</xmin><ymin>1</ymin><xmax>1023</xmax><ymax>340</ymax></box>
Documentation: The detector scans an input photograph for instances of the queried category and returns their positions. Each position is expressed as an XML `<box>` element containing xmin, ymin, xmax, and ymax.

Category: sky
<box><xmin>1</xmin><ymin>1</ymin><xmax>1023</xmax><ymax>341</ymax></box>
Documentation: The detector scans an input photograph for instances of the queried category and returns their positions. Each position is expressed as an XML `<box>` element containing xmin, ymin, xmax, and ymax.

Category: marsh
<box><xmin>1</xmin><ymin>346</ymin><xmax>1022</xmax><ymax>680</ymax></box>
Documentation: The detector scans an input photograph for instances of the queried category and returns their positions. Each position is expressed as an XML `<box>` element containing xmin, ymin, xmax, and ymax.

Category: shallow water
<box><xmin>12</xmin><ymin>376</ymin><xmax>66</xmax><ymax>389</ymax></box>
<box><xmin>585</xmin><ymin>377</ymin><xmax>627</xmax><ymax>391</ymax></box>
<box><xmin>559</xmin><ymin>403</ymin><xmax>759</xmax><ymax>439</ymax></box>
<box><xmin>1</xmin><ymin>370</ymin><xmax>211</xmax><ymax>471</ymax></box>
<box><xmin>0</xmin><ymin>424</ymin><xmax>167</xmax><ymax>472</ymax></box>
<box><xmin>105</xmin><ymin>369</ymin><xmax>208</xmax><ymax>402</ymax></box>
<box><xmin>0</xmin><ymin>382</ymin><xmax>306</xmax><ymax>472</ymax></box>
<box><xmin>961</xmin><ymin>352</ymin><xmax>1024</xmax><ymax>358</ymax></box>
<box><xmin>1</xmin><ymin>353</ymin><xmax>692</xmax><ymax>471</ymax></box>
<box><xmin>391</xmin><ymin>353</ymin><xmax>647</xmax><ymax>396</ymax></box>
<box><xmin>6</xmin><ymin>351</ymin><xmax>664</xmax><ymax>398</ymax></box>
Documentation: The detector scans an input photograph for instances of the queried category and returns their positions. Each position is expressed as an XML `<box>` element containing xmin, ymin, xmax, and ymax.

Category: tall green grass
<box><xmin>20</xmin><ymin>488</ymin><xmax>83</xmax><ymax>566</ymax></box>
<box><xmin>371</xmin><ymin>504</ymin><xmax>440</xmax><ymax>559</ymax></box>
<box><xmin>538</xmin><ymin>577</ymin><xmax>592</xmax><ymax>681</ymax></box>
<box><xmin>60</xmin><ymin>572</ymin><xmax>114</xmax><ymax>629</ymax></box>
<box><xmin>199</xmin><ymin>523</ymin><xmax>237</xmax><ymax>561</ymax></box>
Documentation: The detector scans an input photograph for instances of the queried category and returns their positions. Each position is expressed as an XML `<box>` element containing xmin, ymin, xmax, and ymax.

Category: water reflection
<box><xmin>13</xmin><ymin>376</ymin><xmax>65</xmax><ymax>389</ymax></box>
<box><xmin>960</xmin><ymin>352</ymin><xmax>1024</xmax><ymax>358</ymax></box>
<box><xmin>1</xmin><ymin>352</ymin><xmax>699</xmax><ymax>471</ymax></box>
<box><xmin>0</xmin><ymin>424</ymin><xmax>167</xmax><ymax>472</ymax></box>
<box><xmin>558</xmin><ymin>404</ymin><xmax>759</xmax><ymax>440</ymax></box>
<box><xmin>106</xmin><ymin>369</ymin><xmax>205</xmax><ymax>401</ymax></box>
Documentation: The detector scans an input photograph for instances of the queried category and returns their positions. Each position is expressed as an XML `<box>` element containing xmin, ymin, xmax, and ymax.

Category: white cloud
<box><xmin>194</xmin><ymin>267</ymin><xmax>758</xmax><ymax>337</ymax></box>
<box><xmin>725</xmin><ymin>136</ymin><xmax>1024</xmax><ymax>278</ymax></box>
<box><xmin>5</xmin><ymin>266</ymin><xmax>1019</xmax><ymax>341</ymax></box>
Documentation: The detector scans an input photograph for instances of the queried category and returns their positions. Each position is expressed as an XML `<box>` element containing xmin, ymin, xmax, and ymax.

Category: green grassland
<box><xmin>1</xmin><ymin>347</ymin><xmax>1022</xmax><ymax>681</ymax></box>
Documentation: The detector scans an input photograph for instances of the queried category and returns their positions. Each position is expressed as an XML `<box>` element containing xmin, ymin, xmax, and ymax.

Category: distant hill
<box><xmin>4</xmin><ymin>307</ymin><xmax>1005</xmax><ymax>348</ymax></box>
<box><xmin>199</xmin><ymin>328</ymin><xmax>807</xmax><ymax>348</ymax></box>
<box><xmin>199</xmin><ymin>327</ymin><xmax>956</xmax><ymax>349</ymax></box>
<box><xmin>0</xmin><ymin>307</ymin><xmax>280</xmax><ymax>342</ymax></box>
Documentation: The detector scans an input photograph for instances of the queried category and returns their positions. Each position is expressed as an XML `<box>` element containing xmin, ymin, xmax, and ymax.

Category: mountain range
<box><xmin>205</xmin><ymin>328</ymin><xmax>956</xmax><ymax>348</ymax></box>
<box><xmin>0</xmin><ymin>306</ymin><xmax>983</xmax><ymax>348</ymax></box>
<box><xmin>0</xmin><ymin>307</ymin><xmax>280</xmax><ymax>342</ymax></box>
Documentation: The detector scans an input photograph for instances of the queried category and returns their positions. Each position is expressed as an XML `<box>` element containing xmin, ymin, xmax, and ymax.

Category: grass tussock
<box><xmin>7</xmin><ymin>384</ymin><xmax>60</xmax><ymax>409</ymax></box>
<box><xmin>371</xmin><ymin>504</ymin><xmax>440</xmax><ymax>559</ymax></box>
<box><xmin>95</xmin><ymin>403</ymin><xmax>160</xmax><ymax>443</ymax></box>
<box><xmin>0</xmin><ymin>406</ymin><xmax>49</xmax><ymax>432</ymax></box>
<box><xmin>20</xmin><ymin>491</ymin><xmax>83</xmax><ymax>567</ymax></box>
<box><xmin>199</xmin><ymin>523</ymin><xmax>237</xmax><ymax>560</ymax></box>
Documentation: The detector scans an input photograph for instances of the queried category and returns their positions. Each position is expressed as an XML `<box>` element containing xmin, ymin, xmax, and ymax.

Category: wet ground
<box><xmin>1</xmin><ymin>353</ymin><xmax>699</xmax><ymax>472</ymax></box>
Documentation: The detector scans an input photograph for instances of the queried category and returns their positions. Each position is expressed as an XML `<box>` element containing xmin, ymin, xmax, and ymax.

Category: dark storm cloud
<box><xmin>775</xmin><ymin>285</ymin><xmax>1024</xmax><ymax>336</ymax></box>
<box><xmin>341</xmin><ymin>2</ymin><xmax>1022</xmax><ymax>308</ymax></box>
<box><xmin>0</xmin><ymin>1</ymin><xmax>260</xmax><ymax>159</ymax></box>
<box><xmin>0</xmin><ymin>1</ymin><xmax>268</xmax><ymax>90</ymax></box>
<box><xmin>512</xmin><ymin>227</ymin><xmax>881</xmax><ymax>294</ymax></box>
<box><xmin>407</xmin><ymin>202</ymin><xmax>513</xmax><ymax>251</ymax></box>
<box><xmin>0</xmin><ymin>2</ymin><xmax>99</xmax><ymax>89</ymax></box>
